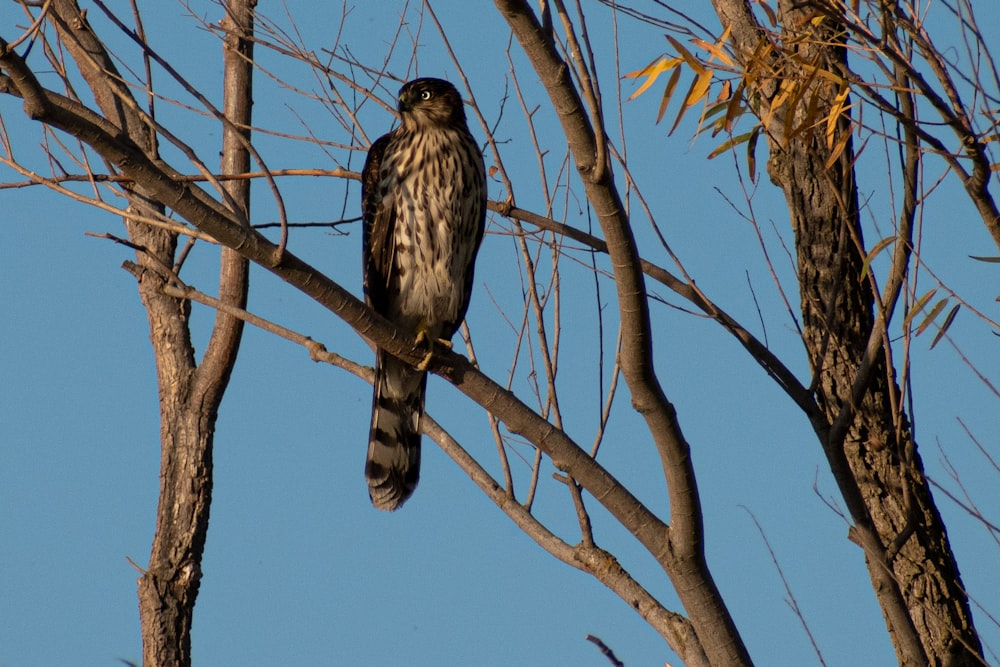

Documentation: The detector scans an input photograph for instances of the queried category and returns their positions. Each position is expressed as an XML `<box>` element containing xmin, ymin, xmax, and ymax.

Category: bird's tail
<box><xmin>365</xmin><ymin>349</ymin><xmax>426</xmax><ymax>511</ymax></box>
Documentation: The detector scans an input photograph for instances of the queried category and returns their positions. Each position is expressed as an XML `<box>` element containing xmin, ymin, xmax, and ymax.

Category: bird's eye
<box><xmin>420</xmin><ymin>90</ymin><xmax>433</xmax><ymax>101</ymax></box>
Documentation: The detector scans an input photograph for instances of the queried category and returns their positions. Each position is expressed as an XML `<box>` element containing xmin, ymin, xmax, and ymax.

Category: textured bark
<box><xmin>711</xmin><ymin>0</ymin><xmax>982</xmax><ymax>663</ymax></box>
<box><xmin>39</xmin><ymin>2</ymin><xmax>253</xmax><ymax>665</ymax></box>
<box><xmin>44</xmin><ymin>5</ymin><xmax>197</xmax><ymax>664</ymax></box>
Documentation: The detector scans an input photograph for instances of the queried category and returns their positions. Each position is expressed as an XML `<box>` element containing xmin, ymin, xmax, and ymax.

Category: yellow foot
<box><xmin>414</xmin><ymin>329</ymin><xmax>453</xmax><ymax>371</ymax></box>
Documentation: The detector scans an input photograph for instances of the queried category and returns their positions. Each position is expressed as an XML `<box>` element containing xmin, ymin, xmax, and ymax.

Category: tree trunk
<box><xmin>712</xmin><ymin>0</ymin><xmax>982</xmax><ymax>663</ymax></box>
<box><xmin>45</xmin><ymin>2</ymin><xmax>254</xmax><ymax>664</ymax></box>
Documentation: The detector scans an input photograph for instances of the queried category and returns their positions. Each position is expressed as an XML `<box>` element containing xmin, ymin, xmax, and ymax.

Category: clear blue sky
<box><xmin>2</xmin><ymin>2</ymin><xmax>998</xmax><ymax>666</ymax></box>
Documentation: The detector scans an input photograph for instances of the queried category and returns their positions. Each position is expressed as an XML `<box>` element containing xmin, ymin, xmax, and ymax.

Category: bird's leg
<box><xmin>414</xmin><ymin>323</ymin><xmax>452</xmax><ymax>371</ymax></box>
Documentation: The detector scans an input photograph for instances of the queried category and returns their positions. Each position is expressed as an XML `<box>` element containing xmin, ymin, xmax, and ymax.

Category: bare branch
<box><xmin>494</xmin><ymin>1</ymin><xmax>751</xmax><ymax>664</ymax></box>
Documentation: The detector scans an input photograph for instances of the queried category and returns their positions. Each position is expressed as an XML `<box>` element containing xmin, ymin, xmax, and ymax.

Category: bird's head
<box><xmin>397</xmin><ymin>78</ymin><xmax>467</xmax><ymax>130</ymax></box>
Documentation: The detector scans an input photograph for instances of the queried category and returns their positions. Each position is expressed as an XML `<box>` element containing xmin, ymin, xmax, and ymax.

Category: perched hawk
<box><xmin>360</xmin><ymin>78</ymin><xmax>486</xmax><ymax>511</ymax></box>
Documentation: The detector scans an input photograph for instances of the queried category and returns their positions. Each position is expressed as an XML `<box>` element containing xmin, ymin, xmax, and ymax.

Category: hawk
<box><xmin>360</xmin><ymin>78</ymin><xmax>486</xmax><ymax>511</ymax></box>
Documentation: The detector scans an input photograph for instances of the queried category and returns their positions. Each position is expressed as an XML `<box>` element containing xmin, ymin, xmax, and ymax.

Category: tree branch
<box><xmin>493</xmin><ymin>1</ymin><xmax>751</xmax><ymax>664</ymax></box>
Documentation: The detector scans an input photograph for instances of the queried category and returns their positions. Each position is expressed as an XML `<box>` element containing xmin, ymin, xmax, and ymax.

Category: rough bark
<box><xmin>35</xmin><ymin>2</ymin><xmax>253</xmax><ymax>665</ymax></box>
<box><xmin>711</xmin><ymin>0</ymin><xmax>982</xmax><ymax>663</ymax></box>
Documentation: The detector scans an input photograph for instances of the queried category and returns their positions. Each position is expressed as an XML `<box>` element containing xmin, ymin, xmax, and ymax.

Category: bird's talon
<box><xmin>417</xmin><ymin>349</ymin><xmax>435</xmax><ymax>371</ymax></box>
<box><xmin>414</xmin><ymin>333</ymin><xmax>452</xmax><ymax>371</ymax></box>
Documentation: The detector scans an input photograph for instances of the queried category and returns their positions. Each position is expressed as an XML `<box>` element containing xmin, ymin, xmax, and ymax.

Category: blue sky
<box><xmin>2</xmin><ymin>1</ymin><xmax>998</xmax><ymax>665</ymax></box>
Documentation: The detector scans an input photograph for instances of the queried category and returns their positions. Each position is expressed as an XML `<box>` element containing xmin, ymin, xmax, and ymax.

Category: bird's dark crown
<box><xmin>397</xmin><ymin>78</ymin><xmax>466</xmax><ymax>127</ymax></box>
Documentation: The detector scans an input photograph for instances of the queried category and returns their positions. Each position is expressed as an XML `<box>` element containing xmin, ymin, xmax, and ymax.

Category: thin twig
<box><xmin>585</xmin><ymin>634</ymin><xmax>625</xmax><ymax>667</ymax></box>
<box><xmin>742</xmin><ymin>506</ymin><xmax>829</xmax><ymax>667</ymax></box>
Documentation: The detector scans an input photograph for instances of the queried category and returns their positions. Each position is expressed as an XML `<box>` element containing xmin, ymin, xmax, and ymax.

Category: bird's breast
<box><xmin>383</xmin><ymin>131</ymin><xmax>482</xmax><ymax>333</ymax></box>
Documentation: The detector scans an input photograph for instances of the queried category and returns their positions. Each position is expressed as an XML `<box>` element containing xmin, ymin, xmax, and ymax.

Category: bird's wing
<box><xmin>450</xmin><ymin>132</ymin><xmax>488</xmax><ymax>335</ymax></box>
<box><xmin>361</xmin><ymin>132</ymin><xmax>396</xmax><ymax>313</ymax></box>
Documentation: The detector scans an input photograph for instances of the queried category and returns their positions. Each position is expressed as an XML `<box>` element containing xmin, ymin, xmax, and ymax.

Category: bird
<box><xmin>360</xmin><ymin>78</ymin><xmax>486</xmax><ymax>511</ymax></box>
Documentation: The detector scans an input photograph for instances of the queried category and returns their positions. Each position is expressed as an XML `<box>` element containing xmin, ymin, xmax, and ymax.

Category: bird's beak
<box><xmin>398</xmin><ymin>91</ymin><xmax>411</xmax><ymax>114</ymax></box>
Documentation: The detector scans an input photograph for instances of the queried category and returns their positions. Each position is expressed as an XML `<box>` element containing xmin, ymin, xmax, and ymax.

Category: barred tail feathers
<box><xmin>365</xmin><ymin>350</ymin><xmax>426</xmax><ymax>511</ymax></box>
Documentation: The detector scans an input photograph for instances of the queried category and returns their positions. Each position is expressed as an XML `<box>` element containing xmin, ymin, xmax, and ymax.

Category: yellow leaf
<box><xmin>656</xmin><ymin>66</ymin><xmax>683</xmax><ymax>124</ymax></box>
<box><xmin>915</xmin><ymin>298</ymin><xmax>948</xmax><ymax>337</ymax></box>
<box><xmin>717</xmin><ymin>78</ymin><xmax>732</xmax><ymax>103</ymax></box>
<box><xmin>693</xmin><ymin>26</ymin><xmax>733</xmax><ymax>67</ymax></box>
<box><xmin>707</xmin><ymin>130</ymin><xmax>755</xmax><ymax>160</ymax></box>
<box><xmin>713</xmin><ymin>100</ymin><xmax>733</xmax><ymax>127</ymax></box>
<box><xmin>626</xmin><ymin>57</ymin><xmax>681</xmax><ymax>101</ymax></box>
<box><xmin>826</xmin><ymin>85</ymin><xmax>850</xmax><ymax>148</ymax></box>
<box><xmin>824</xmin><ymin>121</ymin><xmax>854</xmax><ymax>169</ymax></box>
<box><xmin>904</xmin><ymin>289</ymin><xmax>937</xmax><ymax>329</ymax></box>
<box><xmin>724</xmin><ymin>79</ymin><xmax>745</xmax><ymax>133</ymax></box>
<box><xmin>859</xmin><ymin>235</ymin><xmax>895</xmax><ymax>281</ymax></box>
<box><xmin>669</xmin><ymin>75</ymin><xmax>702</xmax><ymax>136</ymax></box>
<box><xmin>623</xmin><ymin>57</ymin><xmax>663</xmax><ymax>80</ymax></box>
<box><xmin>686</xmin><ymin>69</ymin><xmax>714</xmax><ymax>107</ymax></box>
<box><xmin>800</xmin><ymin>64</ymin><xmax>846</xmax><ymax>87</ymax></box>
<box><xmin>699</xmin><ymin>100</ymin><xmax>733</xmax><ymax>137</ymax></box>
<box><xmin>666</xmin><ymin>35</ymin><xmax>705</xmax><ymax>76</ymax></box>
<box><xmin>763</xmin><ymin>78</ymin><xmax>795</xmax><ymax>130</ymax></box>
